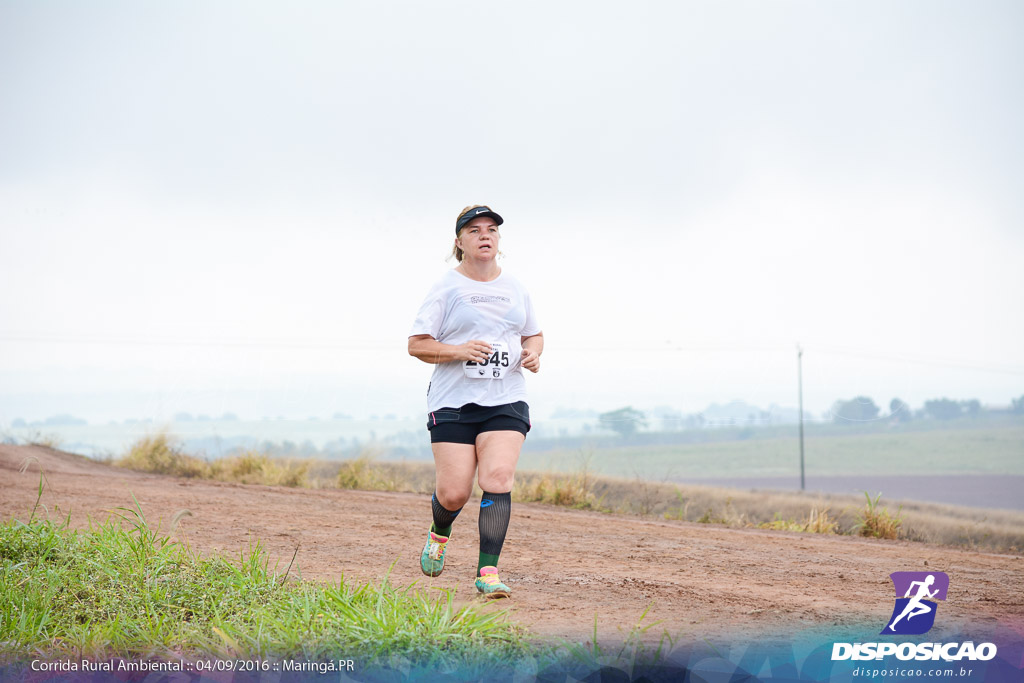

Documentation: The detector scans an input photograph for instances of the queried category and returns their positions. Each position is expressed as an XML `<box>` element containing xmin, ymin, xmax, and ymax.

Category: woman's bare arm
<box><xmin>408</xmin><ymin>334</ymin><xmax>493</xmax><ymax>365</ymax></box>
<box><xmin>520</xmin><ymin>332</ymin><xmax>544</xmax><ymax>372</ymax></box>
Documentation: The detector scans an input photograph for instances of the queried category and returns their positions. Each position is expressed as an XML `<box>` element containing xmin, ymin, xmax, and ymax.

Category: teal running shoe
<box><xmin>420</xmin><ymin>531</ymin><xmax>450</xmax><ymax>577</ymax></box>
<box><xmin>474</xmin><ymin>566</ymin><xmax>511</xmax><ymax>599</ymax></box>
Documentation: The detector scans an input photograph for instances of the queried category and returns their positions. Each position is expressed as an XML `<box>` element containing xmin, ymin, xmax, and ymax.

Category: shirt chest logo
<box><xmin>468</xmin><ymin>295</ymin><xmax>511</xmax><ymax>304</ymax></box>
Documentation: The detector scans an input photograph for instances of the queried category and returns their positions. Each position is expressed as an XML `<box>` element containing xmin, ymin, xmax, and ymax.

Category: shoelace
<box><xmin>478</xmin><ymin>573</ymin><xmax>503</xmax><ymax>587</ymax></box>
<box><xmin>428</xmin><ymin>540</ymin><xmax>447</xmax><ymax>561</ymax></box>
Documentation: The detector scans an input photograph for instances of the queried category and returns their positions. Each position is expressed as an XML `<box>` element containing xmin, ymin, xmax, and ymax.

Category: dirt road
<box><xmin>2</xmin><ymin>445</ymin><xmax>1021</xmax><ymax>645</ymax></box>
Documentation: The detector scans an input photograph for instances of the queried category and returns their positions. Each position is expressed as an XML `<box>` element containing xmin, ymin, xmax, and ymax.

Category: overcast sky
<box><xmin>2</xmin><ymin>1</ymin><xmax>1022</xmax><ymax>423</ymax></box>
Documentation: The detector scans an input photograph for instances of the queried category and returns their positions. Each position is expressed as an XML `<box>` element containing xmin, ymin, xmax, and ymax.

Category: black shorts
<box><xmin>427</xmin><ymin>401</ymin><xmax>531</xmax><ymax>444</ymax></box>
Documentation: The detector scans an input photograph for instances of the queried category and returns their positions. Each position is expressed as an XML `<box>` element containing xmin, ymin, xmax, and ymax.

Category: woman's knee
<box><xmin>434</xmin><ymin>486</ymin><xmax>471</xmax><ymax>510</ymax></box>
<box><xmin>478</xmin><ymin>467</ymin><xmax>516</xmax><ymax>493</ymax></box>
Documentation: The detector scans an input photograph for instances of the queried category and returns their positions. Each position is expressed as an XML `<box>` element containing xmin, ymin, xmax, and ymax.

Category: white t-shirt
<box><xmin>409</xmin><ymin>269</ymin><xmax>541</xmax><ymax>412</ymax></box>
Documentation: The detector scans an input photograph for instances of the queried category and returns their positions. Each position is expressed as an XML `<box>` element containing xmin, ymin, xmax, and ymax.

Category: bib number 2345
<box><xmin>464</xmin><ymin>342</ymin><xmax>509</xmax><ymax>379</ymax></box>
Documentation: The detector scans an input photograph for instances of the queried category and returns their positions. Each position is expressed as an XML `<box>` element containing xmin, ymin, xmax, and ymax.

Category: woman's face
<box><xmin>457</xmin><ymin>217</ymin><xmax>500</xmax><ymax>261</ymax></box>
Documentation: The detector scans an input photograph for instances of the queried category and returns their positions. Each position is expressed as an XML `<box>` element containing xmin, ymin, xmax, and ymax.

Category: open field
<box><xmin>524</xmin><ymin>421</ymin><xmax>1024</xmax><ymax>491</ymax></box>
<box><xmin>685</xmin><ymin>474</ymin><xmax>1024</xmax><ymax>511</ymax></box>
<box><xmin>2</xmin><ymin>444</ymin><xmax>1022</xmax><ymax>651</ymax></box>
<box><xmin>10</xmin><ymin>416</ymin><xmax>1022</xmax><ymax>480</ymax></box>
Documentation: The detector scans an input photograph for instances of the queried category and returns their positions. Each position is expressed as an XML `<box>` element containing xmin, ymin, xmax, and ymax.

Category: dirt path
<box><xmin>2</xmin><ymin>445</ymin><xmax>1021</xmax><ymax>645</ymax></box>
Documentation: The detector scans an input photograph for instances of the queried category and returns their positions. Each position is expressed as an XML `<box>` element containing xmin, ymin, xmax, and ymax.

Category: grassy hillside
<box><xmin>90</xmin><ymin>434</ymin><xmax>1024</xmax><ymax>555</ymax></box>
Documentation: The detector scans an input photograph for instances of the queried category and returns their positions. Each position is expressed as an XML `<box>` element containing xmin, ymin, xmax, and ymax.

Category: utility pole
<box><xmin>797</xmin><ymin>344</ymin><xmax>805</xmax><ymax>491</ymax></box>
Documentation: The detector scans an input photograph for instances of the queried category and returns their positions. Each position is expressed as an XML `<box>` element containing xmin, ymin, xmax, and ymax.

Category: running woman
<box><xmin>408</xmin><ymin>205</ymin><xmax>543</xmax><ymax>599</ymax></box>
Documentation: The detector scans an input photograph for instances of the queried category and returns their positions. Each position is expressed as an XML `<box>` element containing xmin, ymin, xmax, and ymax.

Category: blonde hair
<box><xmin>450</xmin><ymin>204</ymin><xmax>501</xmax><ymax>262</ymax></box>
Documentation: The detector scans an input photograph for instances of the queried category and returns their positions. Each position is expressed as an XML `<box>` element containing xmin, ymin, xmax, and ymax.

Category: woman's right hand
<box><xmin>455</xmin><ymin>340</ymin><xmax>492</xmax><ymax>364</ymax></box>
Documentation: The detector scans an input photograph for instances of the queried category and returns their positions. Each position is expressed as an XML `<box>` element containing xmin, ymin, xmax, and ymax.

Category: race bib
<box><xmin>463</xmin><ymin>341</ymin><xmax>510</xmax><ymax>379</ymax></box>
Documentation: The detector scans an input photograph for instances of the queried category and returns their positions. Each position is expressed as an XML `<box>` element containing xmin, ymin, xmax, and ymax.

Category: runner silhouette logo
<box><xmin>883</xmin><ymin>572</ymin><xmax>949</xmax><ymax>635</ymax></box>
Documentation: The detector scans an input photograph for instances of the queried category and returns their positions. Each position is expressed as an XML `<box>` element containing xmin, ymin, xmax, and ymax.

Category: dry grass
<box><xmin>116</xmin><ymin>433</ymin><xmax>310</xmax><ymax>486</ymax></box>
<box><xmin>759</xmin><ymin>507</ymin><xmax>839</xmax><ymax>534</ymax></box>
<box><xmin>855</xmin><ymin>492</ymin><xmax>904</xmax><ymax>539</ymax></box>
<box><xmin>551</xmin><ymin>472</ymin><xmax>1024</xmax><ymax>552</ymax></box>
<box><xmin>897</xmin><ymin>504</ymin><xmax>1024</xmax><ymax>551</ymax></box>
<box><xmin>24</xmin><ymin>431</ymin><xmax>64</xmax><ymax>449</ymax></box>
<box><xmin>210</xmin><ymin>450</ymin><xmax>311</xmax><ymax>487</ymax></box>
<box><xmin>112</xmin><ymin>435</ymin><xmax>1024</xmax><ymax>554</ymax></box>
<box><xmin>307</xmin><ymin>457</ymin><xmax>435</xmax><ymax>493</ymax></box>
<box><xmin>513</xmin><ymin>471</ymin><xmax>602</xmax><ymax>509</ymax></box>
<box><xmin>116</xmin><ymin>432</ymin><xmax>210</xmax><ymax>478</ymax></box>
<box><xmin>336</xmin><ymin>454</ymin><xmax>397</xmax><ymax>491</ymax></box>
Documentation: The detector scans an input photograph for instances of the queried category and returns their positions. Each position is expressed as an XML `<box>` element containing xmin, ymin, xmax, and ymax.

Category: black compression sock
<box><xmin>431</xmin><ymin>492</ymin><xmax>462</xmax><ymax>538</ymax></box>
<box><xmin>477</xmin><ymin>491</ymin><xmax>511</xmax><ymax>573</ymax></box>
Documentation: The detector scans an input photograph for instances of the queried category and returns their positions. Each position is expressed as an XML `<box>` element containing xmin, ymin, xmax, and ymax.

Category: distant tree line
<box><xmin>829</xmin><ymin>395</ymin><xmax>1002</xmax><ymax>424</ymax></box>
<box><xmin>595</xmin><ymin>393</ymin><xmax>1024</xmax><ymax>436</ymax></box>
<box><xmin>10</xmin><ymin>414</ymin><xmax>87</xmax><ymax>428</ymax></box>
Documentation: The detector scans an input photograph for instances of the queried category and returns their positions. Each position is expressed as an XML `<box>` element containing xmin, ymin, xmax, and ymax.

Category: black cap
<box><xmin>456</xmin><ymin>206</ymin><xmax>503</xmax><ymax>234</ymax></box>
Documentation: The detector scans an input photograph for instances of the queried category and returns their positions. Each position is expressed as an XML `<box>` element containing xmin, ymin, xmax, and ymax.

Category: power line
<box><xmin>0</xmin><ymin>333</ymin><xmax>398</xmax><ymax>351</ymax></box>
<box><xmin>808</xmin><ymin>345</ymin><xmax>1024</xmax><ymax>376</ymax></box>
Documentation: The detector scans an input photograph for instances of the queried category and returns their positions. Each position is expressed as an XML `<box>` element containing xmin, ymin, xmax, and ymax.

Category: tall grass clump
<box><xmin>514</xmin><ymin>472</ymin><xmax>602</xmax><ymax>510</ymax></box>
<box><xmin>116</xmin><ymin>431</ymin><xmax>209</xmax><ymax>478</ymax></box>
<box><xmin>0</xmin><ymin>499</ymin><xmax>532</xmax><ymax>666</ymax></box>
<box><xmin>117</xmin><ymin>436</ymin><xmax>310</xmax><ymax>487</ymax></box>
<box><xmin>336</xmin><ymin>454</ymin><xmax>397</xmax><ymax>491</ymax></box>
<box><xmin>212</xmin><ymin>450</ymin><xmax>310</xmax><ymax>487</ymax></box>
<box><xmin>514</xmin><ymin>452</ymin><xmax>603</xmax><ymax>510</ymax></box>
<box><xmin>758</xmin><ymin>507</ymin><xmax>839</xmax><ymax>534</ymax></box>
<box><xmin>855</xmin><ymin>492</ymin><xmax>903</xmax><ymax>539</ymax></box>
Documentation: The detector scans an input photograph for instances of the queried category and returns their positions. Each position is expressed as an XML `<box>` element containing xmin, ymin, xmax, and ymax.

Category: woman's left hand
<box><xmin>521</xmin><ymin>348</ymin><xmax>540</xmax><ymax>373</ymax></box>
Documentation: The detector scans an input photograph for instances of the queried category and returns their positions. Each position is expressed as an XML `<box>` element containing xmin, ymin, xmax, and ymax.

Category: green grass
<box><xmin>0</xmin><ymin>495</ymin><xmax>681</xmax><ymax>677</ymax></box>
<box><xmin>0</xmin><ymin>499</ymin><xmax>532</xmax><ymax>667</ymax></box>
<box><xmin>519</xmin><ymin>422</ymin><xmax>1024</xmax><ymax>478</ymax></box>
